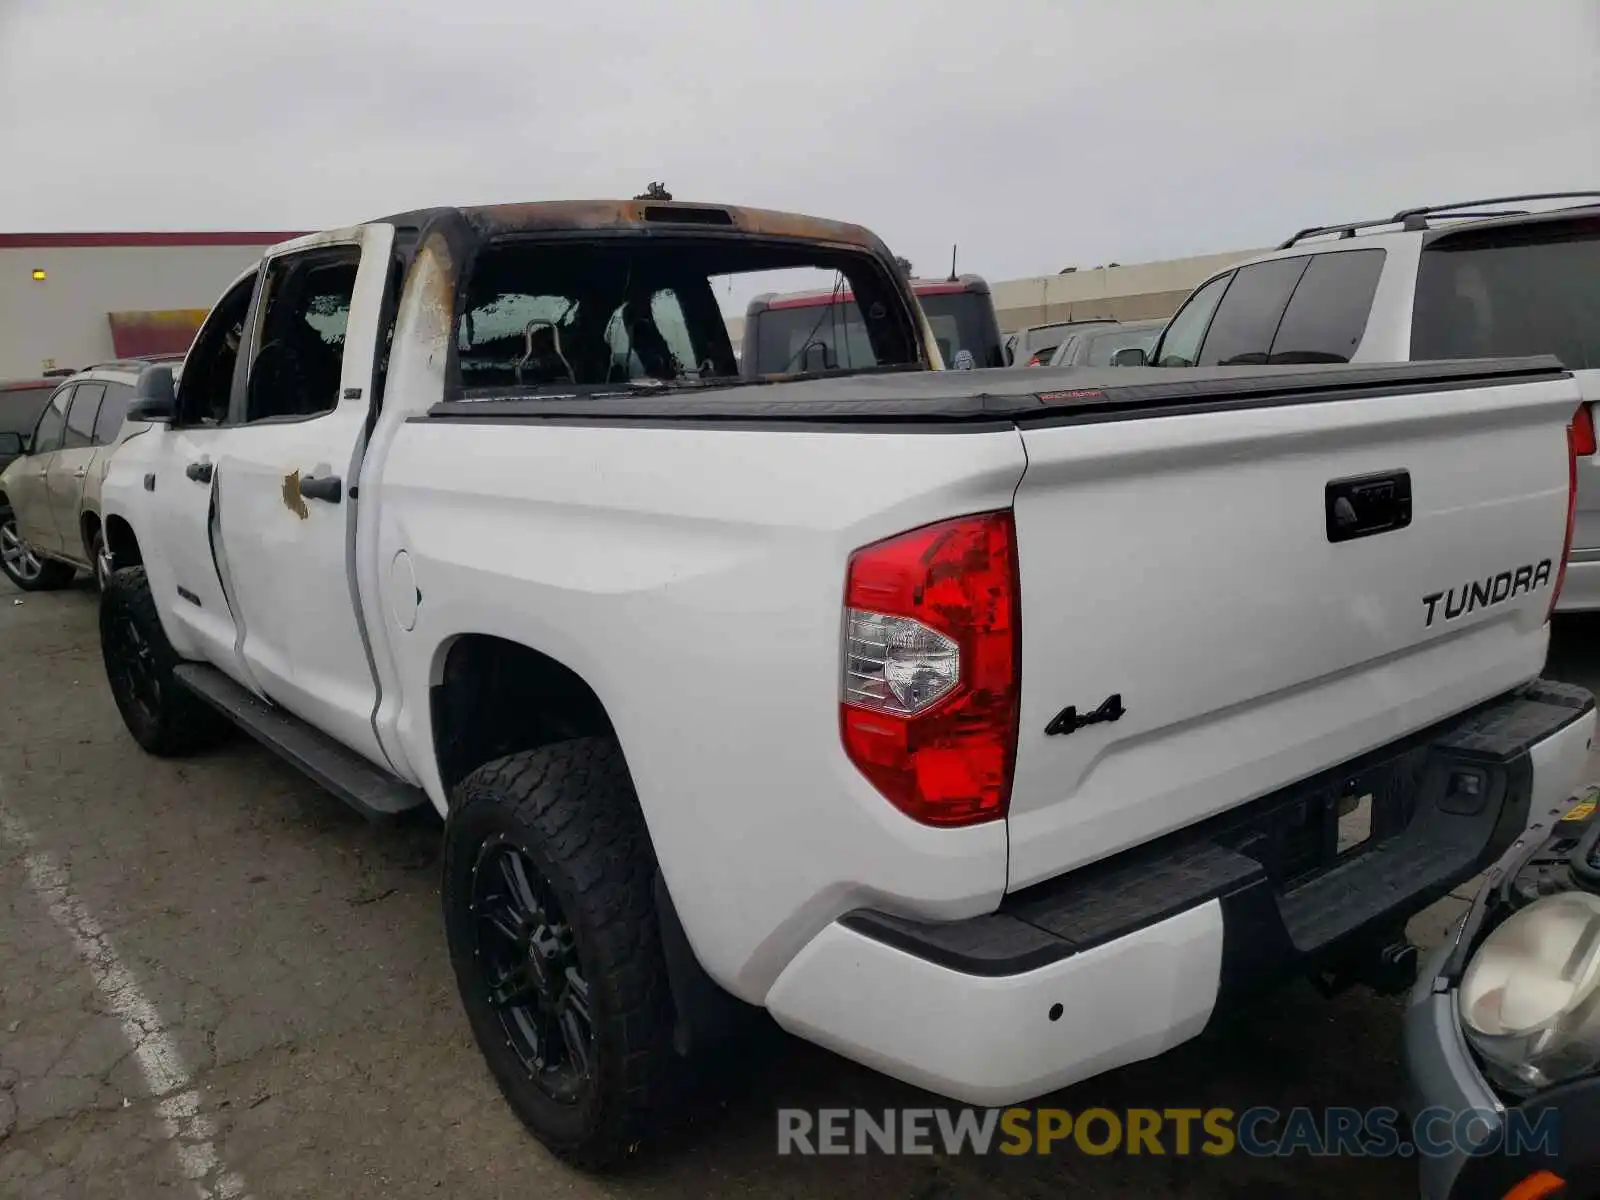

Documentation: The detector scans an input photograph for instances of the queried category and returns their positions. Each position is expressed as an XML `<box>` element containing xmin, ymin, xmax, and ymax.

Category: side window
<box><xmin>1154</xmin><ymin>273</ymin><xmax>1231</xmax><ymax>367</ymax></box>
<box><xmin>175</xmin><ymin>275</ymin><xmax>256</xmax><ymax>428</ymax></box>
<box><xmin>1268</xmin><ymin>250</ymin><xmax>1386</xmax><ymax>364</ymax></box>
<box><xmin>32</xmin><ymin>388</ymin><xmax>71</xmax><ymax>454</ymax></box>
<box><xmin>63</xmin><ymin>383</ymin><xmax>105</xmax><ymax>449</ymax></box>
<box><xmin>244</xmin><ymin>248</ymin><xmax>361</xmax><ymax>422</ymax></box>
<box><xmin>1197</xmin><ymin>257</ymin><xmax>1309</xmax><ymax>366</ymax></box>
<box><xmin>93</xmin><ymin>382</ymin><xmax>133</xmax><ymax>444</ymax></box>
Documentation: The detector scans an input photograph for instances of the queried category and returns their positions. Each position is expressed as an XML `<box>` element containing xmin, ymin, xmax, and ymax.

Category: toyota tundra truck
<box><xmin>92</xmin><ymin>198</ymin><xmax>1597</xmax><ymax>1168</ymax></box>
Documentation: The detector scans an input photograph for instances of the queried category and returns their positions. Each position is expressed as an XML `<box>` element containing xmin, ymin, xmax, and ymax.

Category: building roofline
<box><xmin>0</xmin><ymin>231</ymin><xmax>308</xmax><ymax>249</ymax></box>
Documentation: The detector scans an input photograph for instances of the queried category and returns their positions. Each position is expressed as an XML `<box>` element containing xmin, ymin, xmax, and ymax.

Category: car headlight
<box><xmin>1459</xmin><ymin>891</ymin><xmax>1600</xmax><ymax>1094</ymax></box>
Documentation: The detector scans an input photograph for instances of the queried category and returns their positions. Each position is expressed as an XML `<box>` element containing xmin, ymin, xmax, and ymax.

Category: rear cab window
<box><xmin>1411</xmin><ymin>216</ymin><xmax>1600</xmax><ymax>369</ymax></box>
<box><xmin>454</xmin><ymin>239</ymin><xmax>919</xmax><ymax>394</ymax></box>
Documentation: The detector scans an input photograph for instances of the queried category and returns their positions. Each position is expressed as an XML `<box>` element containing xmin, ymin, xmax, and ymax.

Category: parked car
<box><xmin>1046</xmin><ymin>318</ymin><xmax>1167</xmax><ymax>368</ymax></box>
<box><xmin>1004</xmin><ymin>318</ymin><xmax>1115</xmax><ymax>367</ymax></box>
<box><xmin>1406</xmin><ymin>785</ymin><xmax>1600</xmax><ymax>1199</ymax></box>
<box><xmin>96</xmin><ymin>200</ymin><xmax>1592</xmax><ymax>1169</ymax></box>
<box><xmin>741</xmin><ymin>274</ymin><xmax>1004</xmax><ymax>373</ymax></box>
<box><xmin>0</xmin><ymin>357</ymin><xmax>178</xmax><ymax>591</ymax></box>
<box><xmin>0</xmin><ymin>377</ymin><xmax>57</xmax><ymax>476</ymax></box>
<box><xmin>1112</xmin><ymin>191</ymin><xmax>1600</xmax><ymax>611</ymax></box>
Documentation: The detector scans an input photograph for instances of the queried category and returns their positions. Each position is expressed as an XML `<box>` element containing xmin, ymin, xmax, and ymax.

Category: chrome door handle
<box><xmin>73</xmin><ymin>468</ymin><xmax>87</xmax><ymax>479</ymax></box>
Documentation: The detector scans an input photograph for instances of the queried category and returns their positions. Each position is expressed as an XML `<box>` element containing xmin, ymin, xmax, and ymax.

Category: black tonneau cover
<box><xmin>426</xmin><ymin>356</ymin><xmax>1566</xmax><ymax>429</ymax></box>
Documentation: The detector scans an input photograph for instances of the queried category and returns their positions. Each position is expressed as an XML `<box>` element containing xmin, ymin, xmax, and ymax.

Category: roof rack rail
<box><xmin>1279</xmin><ymin>190</ymin><xmax>1600</xmax><ymax>249</ymax></box>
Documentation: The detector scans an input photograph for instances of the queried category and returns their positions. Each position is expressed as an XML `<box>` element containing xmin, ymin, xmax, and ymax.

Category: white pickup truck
<box><xmin>95</xmin><ymin>198</ymin><xmax>1596</xmax><ymax>1167</ymax></box>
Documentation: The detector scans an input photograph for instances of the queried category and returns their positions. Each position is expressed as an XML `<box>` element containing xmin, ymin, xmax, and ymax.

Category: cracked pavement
<box><xmin>3</xmin><ymin>573</ymin><xmax>1598</xmax><ymax>1199</ymax></box>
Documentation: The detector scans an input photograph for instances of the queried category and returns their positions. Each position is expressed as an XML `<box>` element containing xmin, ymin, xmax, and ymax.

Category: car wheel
<box><xmin>443</xmin><ymin>738</ymin><xmax>673</xmax><ymax>1168</ymax></box>
<box><xmin>0</xmin><ymin>509</ymin><xmax>74</xmax><ymax>591</ymax></box>
<box><xmin>99</xmin><ymin>565</ymin><xmax>230</xmax><ymax>755</ymax></box>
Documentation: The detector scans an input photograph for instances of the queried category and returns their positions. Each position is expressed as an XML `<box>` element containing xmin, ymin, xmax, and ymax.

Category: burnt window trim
<box><xmin>443</xmin><ymin>230</ymin><xmax>925</xmax><ymax>399</ymax></box>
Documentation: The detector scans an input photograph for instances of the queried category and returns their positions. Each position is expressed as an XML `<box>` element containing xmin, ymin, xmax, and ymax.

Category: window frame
<box><xmin>30</xmin><ymin>386</ymin><xmax>73</xmax><ymax>455</ymax></box>
<box><xmin>92</xmin><ymin>381</ymin><xmax>135</xmax><ymax>446</ymax></box>
<box><xmin>62</xmin><ymin>381</ymin><xmax>106</xmax><ymax>450</ymax></box>
<box><xmin>1264</xmin><ymin>248</ymin><xmax>1387</xmax><ymax>365</ymax></box>
<box><xmin>1194</xmin><ymin>256</ymin><xmax>1310</xmax><ymax>367</ymax></box>
<box><xmin>1150</xmin><ymin>271</ymin><xmax>1234</xmax><ymax>368</ymax></box>
<box><xmin>231</xmin><ymin>242</ymin><xmax>364</xmax><ymax>427</ymax></box>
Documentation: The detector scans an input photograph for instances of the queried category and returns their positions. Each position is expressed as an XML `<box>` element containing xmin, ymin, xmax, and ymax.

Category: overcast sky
<box><xmin>2</xmin><ymin>0</ymin><xmax>1596</xmax><ymax>281</ymax></box>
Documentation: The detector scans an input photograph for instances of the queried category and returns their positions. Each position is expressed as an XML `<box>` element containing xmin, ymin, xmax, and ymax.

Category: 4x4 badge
<box><xmin>1045</xmin><ymin>694</ymin><xmax>1126</xmax><ymax>737</ymax></box>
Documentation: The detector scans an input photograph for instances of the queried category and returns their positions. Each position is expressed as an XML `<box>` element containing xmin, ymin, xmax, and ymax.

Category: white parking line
<box><xmin>0</xmin><ymin>800</ymin><xmax>250</xmax><ymax>1199</ymax></box>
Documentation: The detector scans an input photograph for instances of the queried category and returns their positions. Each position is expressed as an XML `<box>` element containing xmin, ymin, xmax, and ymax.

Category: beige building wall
<box><xmin>989</xmin><ymin>247</ymin><xmax>1268</xmax><ymax>333</ymax></box>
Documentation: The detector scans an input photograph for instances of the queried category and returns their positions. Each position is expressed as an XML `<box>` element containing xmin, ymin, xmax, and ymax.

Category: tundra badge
<box><xmin>1423</xmin><ymin>559</ymin><xmax>1552</xmax><ymax>628</ymax></box>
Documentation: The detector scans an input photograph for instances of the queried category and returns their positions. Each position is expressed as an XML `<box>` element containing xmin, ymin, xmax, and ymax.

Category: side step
<box><xmin>173</xmin><ymin>663</ymin><xmax>427</xmax><ymax>822</ymax></box>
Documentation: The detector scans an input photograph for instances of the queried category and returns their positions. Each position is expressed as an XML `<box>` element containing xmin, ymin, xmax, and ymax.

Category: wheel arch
<box><xmin>103</xmin><ymin>514</ymin><xmax>143</xmax><ymax>569</ymax></box>
<box><xmin>428</xmin><ymin>633</ymin><xmax>618</xmax><ymax>799</ymax></box>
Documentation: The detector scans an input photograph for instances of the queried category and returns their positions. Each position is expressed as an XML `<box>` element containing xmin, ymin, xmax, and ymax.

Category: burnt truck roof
<box><xmin>369</xmin><ymin>199</ymin><xmax>892</xmax><ymax>253</ymax></box>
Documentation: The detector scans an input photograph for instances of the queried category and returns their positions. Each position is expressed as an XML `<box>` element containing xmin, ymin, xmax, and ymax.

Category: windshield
<box><xmin>455</xmin><ymin>240</ymin><xmax>918</xmax><ymax>393</ymax></box>
<box><xmin>1412</xmin><ymin>218</ymin><xmax>1600</xmax><ymax>370</ymax></box>
<box><xmin>746</xmin><ymin>289</ymin><xmax>1001</xmax><ymax>374</ymax></box>
<box><xmin>1082</xmin><ymin>325</ymin><xmax>1162</xmax><ymax>366</ymax></box>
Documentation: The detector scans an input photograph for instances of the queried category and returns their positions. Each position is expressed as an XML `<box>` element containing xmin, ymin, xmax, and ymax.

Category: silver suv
<box><xmin>0</xmin><ymin>358</ymin><xmax>177</xmax><ymax>590</ymax></box>
<box><xmin>1120</xmin><ymin>192</ymin><xmax>1600</xmax><ymax>611</ymax></box>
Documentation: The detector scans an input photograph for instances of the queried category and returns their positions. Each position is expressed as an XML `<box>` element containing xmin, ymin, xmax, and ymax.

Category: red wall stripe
<box><xmin>0</xmin><ymin>231</ymin><xmax>308</xmax><ymax>249</ymax></box>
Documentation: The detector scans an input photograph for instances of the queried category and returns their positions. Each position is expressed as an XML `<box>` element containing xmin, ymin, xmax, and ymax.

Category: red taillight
<box><xmin>1573</xmin><ymin>402</ymin><xmax>1596</xmax><ymax>456</ymax></box>
<box><xmin>1550</xmin><ymin>410</ymin><xmax>1584</xmax><ymax>618</ymax></box>
<box><xmin>840</xmin><ymin>511</ymin><xmax>1020</xmax><ymax>827</ymax></box>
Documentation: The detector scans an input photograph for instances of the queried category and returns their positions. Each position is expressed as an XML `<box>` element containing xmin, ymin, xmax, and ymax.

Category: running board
<box><xmin>172</xmin><ymin>663</ymin><xmax>427</xmax><ymax>822</ymax></box>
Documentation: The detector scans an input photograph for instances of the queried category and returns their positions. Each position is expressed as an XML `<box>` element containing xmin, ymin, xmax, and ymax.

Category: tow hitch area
<box><xmin>1312</xmin><ymin>933</ymin><xmax>1421</xmax><ymax>998</ymax></box>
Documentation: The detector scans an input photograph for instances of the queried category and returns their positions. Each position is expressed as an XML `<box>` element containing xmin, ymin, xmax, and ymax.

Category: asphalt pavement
<box><xmin>3</xmin><ymin>572</ymin><xmax>1597</xmax><ymax>1199</ymax></box>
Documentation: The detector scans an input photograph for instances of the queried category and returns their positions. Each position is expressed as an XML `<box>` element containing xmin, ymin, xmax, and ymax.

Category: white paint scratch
<box><xmin>0</xmin><ymin>801</ymin><xmax>250</xmax><ymax>1199</ymax></box>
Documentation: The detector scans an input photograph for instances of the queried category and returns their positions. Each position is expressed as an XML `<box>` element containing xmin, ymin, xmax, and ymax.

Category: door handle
<box><xmin>298</xmin><ymin>474</ymin><xmax>342</xmax><ymax>504</ymax></box>
<box><xmin>185</xmin><ymin>461</ymin><xmax>214</xmax><ymax>484</ymax></box>
<box><xmin>1326</xmin><ymin>470</ymin><xmax>1412</xmax><ymax>543</ymax></box>
<box><xmin>73</xmin><ymin>468</ymin><xmax>87</xmax><ymax>479</ymax></box>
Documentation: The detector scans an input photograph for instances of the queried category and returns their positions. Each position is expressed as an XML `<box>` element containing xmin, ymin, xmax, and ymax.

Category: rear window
<box><xmin>1412</xmin><ymin>219</ymin><xmax>1600</xmax><ymax>369</ymax></box>
<box><xmin>0</xmin><ymin>386</ymin><xmax>54</xmax><ymax>435</ymax></box>
<box><xmin>746</xmin><ymin>290</ymin><xmax>999</xmax><ymax>373</ymax></box>
<box><xmin>456</xmin><ymin>240</ymin><xmax>916</xmax><ymax>393</ymax></box>
<box><xmin>1082</xmin><ymin>325</ymin><xmax>1162</xmax><ymax>367</ymax></box>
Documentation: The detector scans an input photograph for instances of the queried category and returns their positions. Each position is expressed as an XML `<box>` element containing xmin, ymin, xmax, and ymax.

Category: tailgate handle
<box><xmin>1326</xmin><ymin>471</ymin><xmax>1411</xmax><ymax>543</ymax></box>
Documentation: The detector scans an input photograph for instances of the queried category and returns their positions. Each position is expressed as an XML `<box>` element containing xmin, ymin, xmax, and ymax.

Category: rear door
<box><xmin>43</xmin><ymin>381</ymin><xmax>104</xmax><ymax>562</ymax></box>
<box><xmin>213</xmin><ymin>225</ymin><xmax>396</xmax><ymax>767</ymax></box>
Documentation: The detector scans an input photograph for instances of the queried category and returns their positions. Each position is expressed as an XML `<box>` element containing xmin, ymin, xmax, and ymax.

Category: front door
<box><xmin>43</xmin><ymin>381</ymin><xmax>105</xmax><ymax>565</ymax></box>
<box><xmin>12</xmin><ymin>385</ymin><xmax>70</xmax><ymax>554</ymax></box>
<box><xmin>214</xmin><ymin>226</ymin><xmax>395</xmax><ymax>768</ymax></box>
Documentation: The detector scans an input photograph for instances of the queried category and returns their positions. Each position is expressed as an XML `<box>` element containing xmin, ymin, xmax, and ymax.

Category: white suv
<box><xmin>1122</xmin><ymin>192</ymin><xmax>1600</xmax><ymax>610</ymax></box>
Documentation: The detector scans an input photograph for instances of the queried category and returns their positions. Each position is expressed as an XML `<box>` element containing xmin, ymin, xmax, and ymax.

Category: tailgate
<box><xmin>1006</xmin><ymin>363</ymin><xmax>1581</xmax><ymax>890</ymax></box>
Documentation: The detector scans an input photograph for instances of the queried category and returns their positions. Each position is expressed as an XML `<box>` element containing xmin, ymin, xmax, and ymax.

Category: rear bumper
<box><xmin>767</xmin><ymin>682</ymin><xmax>1595</xmax><ymax>1107</ymax></box>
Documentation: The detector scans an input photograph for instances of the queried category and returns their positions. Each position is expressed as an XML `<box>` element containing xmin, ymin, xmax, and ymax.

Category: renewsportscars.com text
<box><xmin>777</xmin><ymin>1106</ymin><xmax>1559</xmax><ymax>1160</ymax></box>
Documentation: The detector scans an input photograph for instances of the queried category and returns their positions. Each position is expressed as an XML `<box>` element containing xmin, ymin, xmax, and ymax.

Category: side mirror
<box><xmin>126</xmin><ymin>365</ymin><xmax>177</xmax><ymax>423</ymax></box>
<box><xmin>1110</xmin><ymin>347</ymin><xmax>1148</xmax><ymax>367</ymax></box>
<box><xmin>0</xmin><ymin>432</ymin><xmax>22</xmax><ymax>458</ymax></box>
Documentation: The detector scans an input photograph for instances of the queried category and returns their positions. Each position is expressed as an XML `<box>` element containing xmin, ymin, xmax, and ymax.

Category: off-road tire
<box><xmin>443</xmin><ymin>738</ymin><xmax>673</xmax><ymax>1169</ymax></box>
<box><xmin>99</xmin><ymin>565</ymin><xmax>231</xmax><ymax>755</ymax></box>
